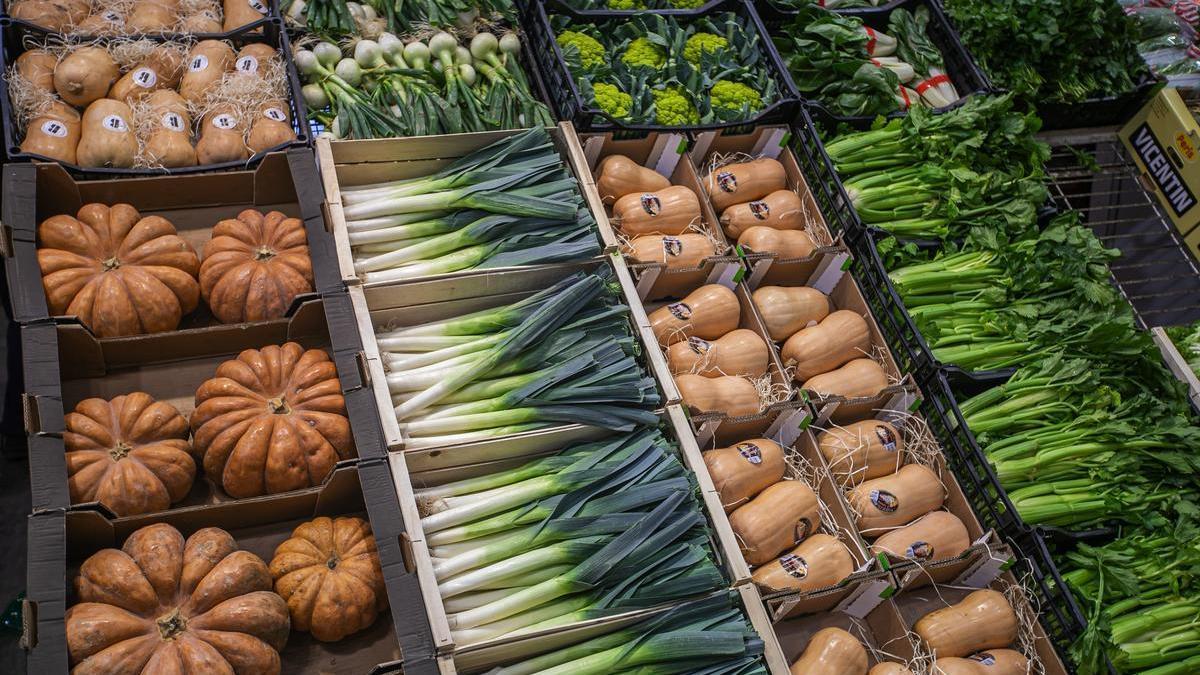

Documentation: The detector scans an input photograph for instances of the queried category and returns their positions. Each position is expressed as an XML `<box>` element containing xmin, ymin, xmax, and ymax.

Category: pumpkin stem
<box><xmin>109</xmin><ymin>441</ymin><xmax>132</xmax><ymax>461</ymax></box>
<box><xmin>254</xmin><ymin>246</ymin><xmax>277</xmax><ymax>261</ymax></box>
<box><xmin>267</xmin><ymin>397</ymin><xmax>291</xmax><ymax>415</ymax></box>
<box><xmin>156</xmin><ymin>609</ymin><xmax>187</xmax><ymax>640</ymax></box>
<box><xmin>327</xmin><ymin>554</ymin><xmax>339</xmax><ymax>570</ymax></box>
<box><xmin>101</xmin><ymin>257</ymin><xmax>121</xmax><ymax>270</ymax></box>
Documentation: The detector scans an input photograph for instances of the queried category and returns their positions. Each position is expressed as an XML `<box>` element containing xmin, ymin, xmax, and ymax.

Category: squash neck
<box><xmin>156</xmin><ymin>608</ymin><xmax>187</xmax><ymax>640</ymax></box>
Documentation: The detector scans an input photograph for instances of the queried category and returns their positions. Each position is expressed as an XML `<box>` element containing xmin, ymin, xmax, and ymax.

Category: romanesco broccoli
<box><xmin>594</xmin><ymin>83</ymin><xmax>633</xmax><ymax>119</ymax></box>
<box><xmin>683</xmin><ymin>32</ymin><xmax>728</xmax><ymax>65</ymax></box>
<box><xmin>652</xmin><ymin>86</ymin><xmax>700</xmax><ymax>126</ymax></box>
<box><xmin>607</xmin><ymin>0</ymin><xmax>646</xmax><ymax>7</ymax></box>
<box><xmin>557</xmin><ymin>31</ymin><xmax>606</xmax><ymax>70</ymax></box>
<box><xmin>621</xmin><ymin>37</ymin><xmax>666</xmax><ymax>69</ymax></box>
<box><xmin>710</xmin><ymin>80</ymin><xmax>763</xmax><ymax>114</ymax></box>
<box><xmin>668</xmin><ymin>0</ymin><xmax>706</xmax><ymax>7</ymax></box>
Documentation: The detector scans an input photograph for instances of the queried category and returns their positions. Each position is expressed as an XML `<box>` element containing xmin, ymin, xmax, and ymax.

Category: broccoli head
<box><xmin>683</xmin><ymin>32</ymin><xmax>729</xmax><ymax>65</ymax></box>
<box><xmin>668</xmin><ymin>0</ymin><xmax>706</xmax><ymax>7</ymax></box>
<box><xmin>594</xmin><ymin>82</ymin><xmax>633</xmax><ymax>119</ymax></box>
<box><xmin>652</xmin><ymin>86</ymin><xmax>700</xmax><ymax>126</ymax></box>
<box><xmin>621</xmin><ymin>37</ymin><xmax>666</xmax><ymax>69</ymax></box>
<box><xmin>710</xmin><ymin>80</ymin><xmax>763</xmax><ymax>115</ymax></box>
<box><xmin>607</xmin><ymin>0</ymin><xmax>646</xmax><ymax>7</ymax></box>
<box><xmin>557</xmin><ymin>30</ymin><xmax>606</xmax><ymax>70</ymax></box>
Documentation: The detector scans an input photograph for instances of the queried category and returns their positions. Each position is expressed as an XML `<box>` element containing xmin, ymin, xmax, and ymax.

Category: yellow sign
<box><xmin>1121</xmin><ymin>88</ymin><xmax>1200</xmax><ymax>252</ymax></box>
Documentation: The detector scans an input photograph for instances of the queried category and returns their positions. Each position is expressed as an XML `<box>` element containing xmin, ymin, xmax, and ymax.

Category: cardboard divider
<box><xmin>578</xmin><ymin>130</ymin><xmax>740</xmax><ymax>299</ymax></box>
<box><xmin>765</xmin><ymin>593</ymin><xmax>916</xmax><ymax>671</ymax></box>
<box><xmin>22</xmin><ymin>293</ymin><xmax>384</xmax><ymax>516</ymax></box>
<box><xmin>350</xmin><ymin>258</ymin><xmax>670</xmax><ymax>451</ymax></box>
<box><xmin>893</xmin><ymin>572</ymin><xmax>1069</xmax><ymax>675</ymax></box>
<box><xmin>314</xmin><ymin>123</ymin><xmax>610</xmax><ymax>289</ymax></box>
<box><xmin>388</xmin><ymin>418</ymin><xmax>751</xmax><ymax>667</ymax></box>
<box><xmin>0</xmin><ymin>150</ymin><xmax>341</xmax><ymax>325</ymax></box>
<box><xmin>689</xmin><ymin>125</ymin><xmax>836</xmax><ymax>249</ymax></box>
<box><xmin>28</xmin><ymin>460</ymin><xmax>411</xmax><ymax>674</ymax></box>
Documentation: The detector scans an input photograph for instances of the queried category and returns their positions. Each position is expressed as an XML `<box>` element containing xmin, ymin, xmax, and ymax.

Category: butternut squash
<box><xmin>870</xmin><ymin>665</ymin><xmax>916</xmax><ymax>675</ymax></box>
<box><xmin>108</xmin><ymin>45</ymin><xmax>184</xmax><ymax>104</ymax></box>
<box><xmin>803</xmin><ymin>359</ymin><xmax>889</xmax><ymax>400</ymax></box>
<box><xmin>721</xmin><ymin>189</ymin><xmax>807</xmax><ymax>238</ymax></box>
<box><xmin>752</xmin><ymin>285</ymin><xmax>830</xmax><ymax>341</ymax></box>
<box><xmin>181</xmin><ymin>12</ymin><xmax>223</xmax><ymax>32</ymax></box>
<box><xmin>596</xmin><ymin>154</ymin><xmax>670</xmax><ymax>203</ymax></box>
<box><xmin>247</xmin><ymin>100</ymin><xmax>296</xmax><ymax>153</ymax></box>
<box><xmin>9</xmin><ymin>0</ymin><xmax>71</xmax><ymax>29</ymax></box>
<box><xmin>703</xmin><ymin>438</ymin><xmax>785</xmax><ymax>511</ymax></box>
<box><xmin>234</xmin><ymin>43</ymin><xmax>278</xmax><ymax>76</ymax></box>
<box><xmin>126</xmin><ymin>0</ymin><xmax>177</xmax><ymax>31</ymax></box>
<box><xmin>143</xmin><ymin>90</ymin><xmax>196</xmax><ymax>168</ymax></box>
<box><xmin>180</xmin><ymin>40</ymin><xmax>234</xmax><ymax>105</ymax></box>
<box><xmin>781</xmin><ymin>310</ymin><xmax>871</xmax><ymax>380</ymax></box>
<box><xmin>77</xmin><ymin>9</ymin><xmax>126</xmax><ymax>34</ymax></box>
<box><xmin>76</xmin><ymin>99</ymin><xmax>137</xmax><ymax>168</ymax></box>
<box><xmin>738</xmin><ymin>226</ymin><xmax>817</xmax><ymax>260</ymax></box>
<box><xmin>677</xmin><ymin>374</ymin><xmax>760</xmax><ymax>418</ymax></box>
<box><xmin>789</xmin><ymin>627</ymin><xmax>868</xmax><ymax>675</ymax></box>
<box><xmin>20</xmin><ymin>101</ymin><xmax>80</xmax><ymax>164</ymax></box>
<box><xmin>224</xmin><ymin>0</ymin><xmax>270</xmax><ymax>31</ymax></box>
<box><xmin>54</xmin><ymin>47</ymin><xmax>119</xmax><ymax>107</ymax></box>
<box><xmin>704</xmin><ymin>158</ymin><xmax>787</xmax><ymax>212</ymax></box>
<box><xmin>934</xmin><ymin>650</ymin><xmax>1029</xmax><ymax>675</ymax></box>
<box><xmin>195</xmin><ymin>104</ymin><xmax>248</xmax><ymax>164</ymax></box>
<box><xmin>846</xmin><ymin>464</ymin><xmax>944</xmax><ymax>536</ymax></box>
<box><xmin>648</xmin><ymin>284</ymin><xmax>739</xmax><ymax>346</ymax></box>
<box><xmin>613</xmin><ymin>185</ymin><xmax>702</xmax><ymax>236</ymax></box>
<box><xmin>752</xmin><ymin>533</ymin><xmax>854</xmax><ymax>593</ymax></box>
<box><xmin>730</xmin><ymin>481</ymin><xmax>820</xmax><ymax>566</ymax></box>
<box><xmin>817</xmin><ymin>419</ymin><xmax>905</xmax><ymax>482</ymax></box>
<box><xmin>915</xmin><ymin>590</ymin><xmax>1019</xmax><ymax>659</ymax></box>
<box><xmin>871</xmin><ymin>511</ymin><xmax>970</xmax><ymax>562</ymax></box>
<box><xmin>624</xmin><ymin>233</ymin><xmax>715</xmax><ymax>268</ymax></box>
<box><xmin>666</xmin><ymin>329</ymin><xmax>768</xmax><ymax>378</ymax></box>
<box><xmin>15</xmin><ymin>50</ymin><xmax>56</xmax><ymax>95</ymax></box>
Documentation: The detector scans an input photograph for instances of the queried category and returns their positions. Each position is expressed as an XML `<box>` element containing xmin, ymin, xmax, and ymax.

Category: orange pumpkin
<box><xmin>64</xmin><ymin>392</ymin><xmax>195</xmax><ymax>516</ymax></box>
<box><xmin>66</xmin><ymin>523</ymin><xmax>289</xmax><ymax>674</ymax></box>
<box><xmin>199</xmin><ymin>209</ymin><xmax>314</xmax><ymax>324</ymax></box>
<box><xmin>37</xmin><ymin>203</ymin><xmax>200</xmax><ymax>337</ymax></box>
<box><xmin>190</xmin><ymin>342</ymin><xmax>354</xmax><ymax>498</ymax></box>
<box><xmin>269</xmin><ymin>516</ymin><xmax>388</xmax><ymax>642</ymax></box>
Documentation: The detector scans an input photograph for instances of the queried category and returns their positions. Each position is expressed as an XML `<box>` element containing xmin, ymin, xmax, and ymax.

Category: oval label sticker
<box><xmin>686</xmin><ymin>336</ymin><xmax>711</xmax><ymax>355</ymax></box>
<box><xmin>906</xmin><ymin>541</ymin><xmax>934</xmax><ymax>560</ymax></box>
<box><xmin>102</xmin><ymin>115</ymin><xmax>128</xmax><ymax>132</ymax></box>
<box><xmin>640</xmin><ymin>194</ymin><xmax>661</xmax><ymax>216</ymax></box>
<box><xmin>161</xmin><ymin>112</ymin><xmax>185</xmax><ymax>131</ymax></box>
<box><xmin>668</xmin><ymin>302</ymin><xmax>692</xmax><ymax>321</ymax></box>
<box><xmin>780</xmin><ymin>554</ymin><xmax>808</xmax><ymax>579</ymax></box>
<box><xmin>736</xmin><ymin>442</ymin><xmax>762</xmax><ymax>465</ymax></box>
<box><xmin>749</xmin><ymin>199</ymin><xmax>770</xmax><ymax>220</ymax></box>
<box><xmin>874</xmin><ymin>425</ymin><xmax>897</xmax><ymax>452</ymax></box>
<box><xmin>40</xmin><ymin>120</ymin><xmax>68</xmax><ymax>138</ymax></box>
<box><xmin>793</xmin><ymin>518</ymin><xmax>811</xmax><ymax>543</ymax></box>
<box><xmin>131</xmin><ymin>67</ymin><xmax>157</xmax><ymax>88</ymax></box>
<box><xmin>263</xmin><ymin>107</ymin><xmax>287</xmax><ymax>122</ymax></box>
<box><xmin>236</xmin><ymin>55</ymin><xmax>259</xmax><ymax>73</ymax></box>
<box><xmin>716</xmin><ymin>171</ymin><xmax>737</xmax><ymax>193</ymax></box>
<box><xmin>970</xmin><ymin>653</ymin><xmax>996</xmax><ymax>666</ymax></box>
<box><xmin>662</xmin><ymin>236</ymin><xmax>682</xmax><ymax>256</ymax></box>
<box><xmin>189</xmin><ymin>54</ymin><xmax>209</xmax><ymax>72</ymax></box>
<box><xmin>870</xmin><ymin>489</ymin><xmax>898</xmax><ymax>513</ymax></box>
<box><xmin>212</xmin><ymin>114</ymin><xmax>239</xmax><ymax>130</ymax></box>
<box><xmin>248</xmin><ymin>0</ymin><xmax>269</xmax><ymax>13</ymax></box>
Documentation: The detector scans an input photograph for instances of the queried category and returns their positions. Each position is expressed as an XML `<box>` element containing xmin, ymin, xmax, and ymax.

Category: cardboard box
<box><xmin>0</xmin><ymin>150</ymin><xmax>342</xmax><ymax>323</ymax></box>
<box><xmin>350</xmin><ymin>258</ymin><xmax>671</xmax><ymax>451</ymax></box>
<box><xmin>387</xmin><ymin>419</ymin><xmax>751</xmax><ymax>668</ymax></box>
<box><xmin>24</xmin><ymin>459</ymin><xmax>436</xmax><ymax>675</ymax></box>
<box><xmin>1120</xmin><ymin>87</ymin><xmax>1200</xmax><ymax>248</ymax></box>
<box><xmin>22</xmin><ymin>292</ymin><xmax>386</xmax><ymax>517</ymax></box>
<box><xmin>315</xmin><ymin>124</ymin><xmax>609</xmax><ymax>289</ymax></box>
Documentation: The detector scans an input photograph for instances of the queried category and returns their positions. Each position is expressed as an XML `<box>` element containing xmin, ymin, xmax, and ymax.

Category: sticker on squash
<box><xmin>640</xmin><ymin>194</ymin><xmax>662</xmax><ymax>216</ymax></box>
<box><xmin>736</xmin><ymin>442</ymin><xmax>762</xmax><ymax>465</ymax></box>
<box><xmin>211</xmin><ymin>114</ymin><xmax>239</xmax><ymax>130</ymax></box>
<box><xmin>686</xmin><ymin>336</ymin><xmax>711</xmax><ymax>355</ymax></box>
<box><xmin>263</xmin><ymin>107</ymin><xmax>288</xmax><ymax>122</ymax></box>
<box><xmin>874</xmin><ymin>425</ymin><xmax>897</xmax><ymax>452</ymax></box>
<box><xmin>39</xmin><ymin>120</ymin><xmax>68</xmax><ymax>138</ymax></box>
<box><xmin>779</xmin><ymin>554</ymin><xmax>808</xmax><ymax>579</ymax></box>
<box><xmin>793</xmin><ymin>518</ymin><xmax>812</xmax><ymax>543</ymax></box>
<box><xmin>101</xmin><ymin>115</ymin><xmax>128</xmax><ymax>132</ymax></box>
<box><xmin>161</xmin><ymin>112</ymin><xmax>185</xmax><ymax>132</ymax></box>
<box><xmin>905</xmin><ymin>541</ymin><xmax>933</xmax><ymax>560</ymax></box>
<box><xmin>869</xmin><ymin>489</ymin><xmax>898</xmax><ymax>513</ymax></box>
<box><xmin>101</xmin><ymin>10</ymin><xmax>121</xmax><ymax>21</ymax></box>
<box><xmin>662</xmin><ymin>236</ymin><xmax>682</xmax><ymax>256</ymax></box>
<box><xmin>969</xmin><ymin>654</ymin><xmax>996</xmax><ymax>666</ymax></box>
<box><xmin>248</xmin><ymin>0</ymin><xmax>269</xmax><ymax>13</ymax></box>
<box><xmin>668</xmin><ymin>302</ymin><xmax>691</xmax><ymax>320</ymax></box>
<box><xmin>189</xmin><ymin>55</ymin><xmax>209</xmax><ymax>72</ymax></box>
<box><xmin>131</xmin><ymin>67</ymin><xmax>157</xmax><ymax>88</ymax></box>
<box><xmin>716</xmin><ymin>171</ymin><xmax>737</xmax><ymax>193</ymax></box>
<box><xmin>749</xmin><ymin>200</ymin><xmax>770</xmax><ymax>220</ymax></box>
<box><xmin>236</xmin><ymin>56</ymin><xmax>259</xmax><ymax>73</ymax></box>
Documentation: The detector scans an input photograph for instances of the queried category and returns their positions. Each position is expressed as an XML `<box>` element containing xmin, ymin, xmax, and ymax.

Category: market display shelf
<box><xmin>1042</xmin><ymin>131</ymin><xmax>1200</xmax><ymax>329</ymax></box>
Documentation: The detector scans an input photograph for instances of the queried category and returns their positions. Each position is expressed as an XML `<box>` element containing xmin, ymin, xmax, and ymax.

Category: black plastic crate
<box><xmin>754</xmin><ymin>0</ymin><xmax>908</xmax><ymax>16</ymax></box>
<box><xmin>789</xmin><ymin>104</ymin><xmax>865</xmax><ymax>240</ymax></box>
<box><xmin>0</xmin><ymin>0</ymin><xmax>279</xmax><ymax>39</ymax></box>
<box><xmin>525</xmin><ymin>0</ymin><xmax>800</xmax><ymax>132</ymax></box>
<box><xmin>758</xmin><ymin>0</ymin><xmax>990</xmax><ymax>127</ymax></box>
<box><xmin>538</xmin><ymin>0</ymin><xmax>725</xmax><ymax>14</ymax></box>
<box><xmin>0</xmin><ymin>17</ymin><xmax>310</xmax><ymax>176</ymax></box>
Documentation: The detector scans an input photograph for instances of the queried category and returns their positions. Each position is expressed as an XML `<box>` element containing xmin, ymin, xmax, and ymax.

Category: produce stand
<box><xmin>5</xmin><ymin>0</ymin><xmax>1200</xmax><ymax>673</ymax></box>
